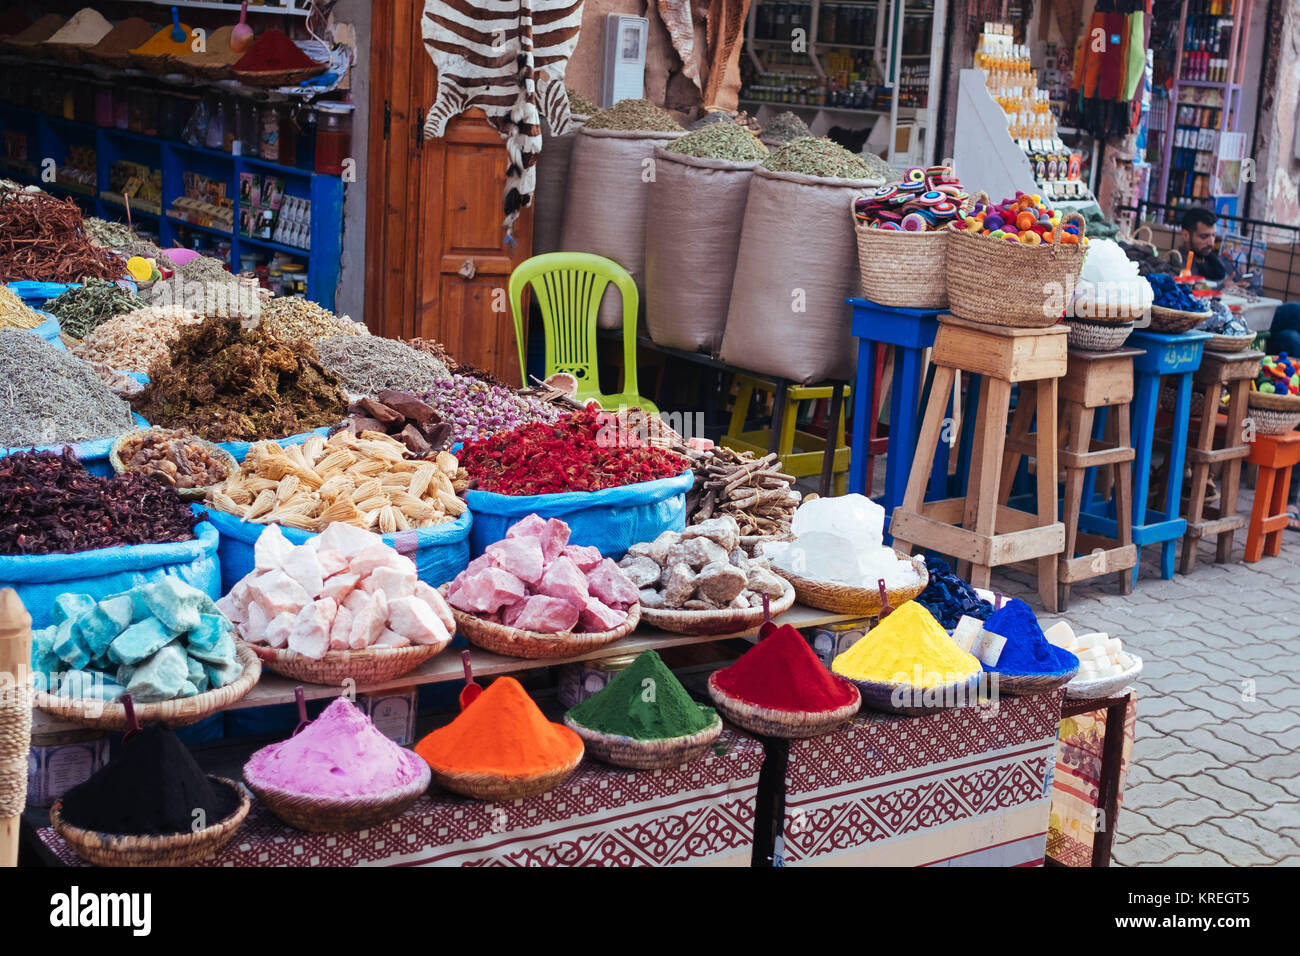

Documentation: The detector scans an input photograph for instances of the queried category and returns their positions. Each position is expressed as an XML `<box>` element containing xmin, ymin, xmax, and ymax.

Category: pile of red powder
<box><xmin>712</xmin><ymin>625</ymin><xmax>858</xmax><ymax>712</ymax></box>
<box><xmin>231</xmin><ymin>29</ymin><xmax>322</xmax><ymax>72</ymax></box>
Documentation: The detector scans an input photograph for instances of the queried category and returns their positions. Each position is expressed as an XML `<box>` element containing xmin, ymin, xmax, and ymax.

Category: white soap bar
<box><xmin>1043</xmin><ymin>620</ymin><xmax>1076</xmax><ymax>648</ymax></box>
<box><xmin>971</xmin><ymin>629</ymin><xmax>1007</xmax><ymax>667</ymax></box>
<box><xmin>1104</xmin><ymin>637</ymin><xmax>1124</xmax><ymax>656</ymax></box>
<box><xmin>1075</xmin><ymin>645</ymin><xmax>1109</xmax><ymax>662</ymax></box>
<box><xmin>1073</xmin><ymin>631</ymin><xmax>1109</xmax><ymax>650</ymax></box>
<box><xmin>951</xmin><ymin>615</ymin><xmax>985</xmax><ymax>653</ymax></box>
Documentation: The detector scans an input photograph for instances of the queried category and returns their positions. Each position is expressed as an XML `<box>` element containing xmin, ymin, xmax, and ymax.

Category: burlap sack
<box><xmin>720</xmin><ymin>167</ymin><xmax>882</xmax><ymax>383</ymax></box>
<box><xmin>644</xmin><ymin>148</ymin><xmax>759</xmax><ymax>352</ymax></box>
<box><xmin>560</xmin><ymin>127</ymin><xmax>685</xmax><ymax>329</ymax></box>
<box><xmin>532</xmin><ymin>113</ymin><xmax>587</xmax><ymax>257</ymax></box>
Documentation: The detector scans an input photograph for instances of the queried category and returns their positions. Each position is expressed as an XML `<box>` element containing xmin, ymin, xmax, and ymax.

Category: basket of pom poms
<box><xmin>1144</xmin><ymin>273</ymin><xmax>1212</xmax><ymax>334</ymax></box>
<box><xmin>945</xmin><ymin>191</ymin><xmax>1088</xmax><ymax>328</ymax></box>
<box><xmin>1248</xmin><ymin>354</ymin><xmax>1300</xmax><ymax>434</ymax></box>
<box><xmin>851</xmin><ymin>165</ymin><xmax>973</xmax><ymax>309</ymax></box>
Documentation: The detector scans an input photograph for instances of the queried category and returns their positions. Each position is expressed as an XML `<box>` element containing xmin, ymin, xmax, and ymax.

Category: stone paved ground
<box><xmin>988</xmin><ymin>484</ymin><xmax>1300</xmax><ymax>867</ymax></box>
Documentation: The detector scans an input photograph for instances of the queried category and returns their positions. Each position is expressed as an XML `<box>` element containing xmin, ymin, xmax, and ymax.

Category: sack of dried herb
<box><xmin>129</xmin><ymin>315</ymin><xmax>348</xmax><ymax>443</ymax></box>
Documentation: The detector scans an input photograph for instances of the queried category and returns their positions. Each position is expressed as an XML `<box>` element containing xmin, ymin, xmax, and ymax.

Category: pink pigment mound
<box><xmin>161</xmin><ymin>248</ymin><xmax>201</xmax><ymax>267</ymax></box>
<box><xmin>244</xmin><ymin>697</ymin><xmax>427</xmax><ymax>799</ymax></box>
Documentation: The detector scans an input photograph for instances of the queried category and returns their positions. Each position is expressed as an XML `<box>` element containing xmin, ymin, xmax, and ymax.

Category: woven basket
<box><xmin>1249</xmin><ymin>389</ymin><xmax>1300</xmax><ymax>411</ymax></box>
<box><xmin>33</xmin><ymin>645</ymin><xmax>261</xmax><ymax>730</ymax></box>
<box><xmin>1203</xmin><ymin>332</ymin><xmax>1255</xmax><ymax>353</ymax></box>
<box><xmin>563</xmin><ymin>710</ymin><xmax>723</xmax><ymax>770</ymax></box>
<box><xmin>1247</xmin><ymin>392</ymin><xmax>1300</xmax><ymax>435</ymax></box>
<box><xmin>706</xmin><ymin>673</ymin><xmax>860</xmax><ymax>739</ymax></box>
<box><xmin>231</xmin><ymin>65</ymin><xmax>328</xmax><ymax>88</ymax></box>
<box><xmin>50</xmin><ymin>777</ymin><xmax>249</xmax><ymax>866</ymax></box>
<box><xmin>93</xmin><ymin>50</ymin><xmax>137</xmax><ymax>69</ymax></box>
<box><xmin>1065</xmin><ymin>319</ymin><xmax>1134</xmax><ymax>352</ymax></box>
<box><xmin>1148</xmin><ymin>304</ymin><xmax>1211</xmax><ymax>334</ymax></box>
<box><xmin>1064</xmin><ymin>654</ymin><xmax>1143</xmax><ymax>701</ymax></box>
<box><xmin>771</xmin><ymin>556</ymin><xmax>927</xmax><ymax>616</ymax></box>
<box><xmin>244</xmin><ymin>759</ymin><xmax>431</xmax><ymax>833</ymax></box>
<box><xmin>853</xmin><ymin>200</ymin><xmax>952</xmax><ymax>308</ymax></box>
<box><xmin>848</xmin><ymin>672</ymin><xmax>983</xmax><ymax>716</ymax></box>
<box><xmin>991</xmin><ymin>665</ymin><xmax>1079</xmax><ymax>697</ymax></box>
<box><xmin>243</xmin><ymin>638</ymin><xmax>451</xmax><ymax>687</ymax></box>
<box><xmin>440</xmin><ymin>585</ymin><xmax>639</xmax><ymax>659</ymax></box>
<box><xmin>427</xmin><ymin>750</ymin><xmax>584</xmax><ymax>801</ymax></box>
<box><xmin>128</xmin><ymin>52</ymin><xmax>179</xmax><ymax>74</ymax></box>
<box><xmin>109</xmin><ymin>428</ymin><xmax>237</xmax><ymax>502</ymax></box>
<box><xmin>946</xmin><ymin>203</ymin><xmax>1087</xmax><ymax>328</ymax></box>
<box><xmin>638</xmin><ymin>581</ymin><xmax>796</xmax><ymax>636</ymax></box>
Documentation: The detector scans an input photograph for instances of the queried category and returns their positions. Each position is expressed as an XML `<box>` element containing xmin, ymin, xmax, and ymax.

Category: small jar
<box><xmin>313</xmin><ymin>101</ymin><xmax>353</xmax><ymax>175</ymax></box>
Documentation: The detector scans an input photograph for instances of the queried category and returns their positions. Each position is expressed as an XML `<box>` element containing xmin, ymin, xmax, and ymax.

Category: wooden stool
<box><xmin>1243</xmin><ymin>431</ymin><xmax>1300</xmax><ymax>562</ymax></box>
<box><xmin>1005</xmin><ymin>349</ymin><xmax>1141</xmax><ymax>610</ymax></box>
<box><xmin>724</xmin><ymin>375</ymin><xmax>852</xmax><ymax>496</ymax></box>
<box><xmin>890</xmin><ymin>316</ymin><xmax>1067</xmax><ymax>610</ymax></box>
<box><xmin>1180</xmin><ymin>349</ymin><xmax>1263</xmax><ymax>573</ymax></box>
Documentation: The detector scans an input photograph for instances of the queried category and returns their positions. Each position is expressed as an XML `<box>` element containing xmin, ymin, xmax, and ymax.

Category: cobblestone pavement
<box><xmin>989</xmin><ymin>485</ymin><xmax>1300</xmax><ymax>867</ymax></box>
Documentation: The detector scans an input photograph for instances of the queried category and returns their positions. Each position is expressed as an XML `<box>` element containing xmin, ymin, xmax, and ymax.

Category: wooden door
<box><xmin>365</xmin><ymin>2</ymin><xmax>533</xmax><ymax>385</ymax></box>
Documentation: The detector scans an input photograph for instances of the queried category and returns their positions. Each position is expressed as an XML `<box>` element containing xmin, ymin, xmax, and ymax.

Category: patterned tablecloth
<box><xmin>776</xmin><ymin>690</ymin><xmax>1063</xmax><ymax>866</ymax></box>
<box><xmin>36</xmin><ymin>730</ymin><xmax>764</xmax><ymax>867</ymax></box>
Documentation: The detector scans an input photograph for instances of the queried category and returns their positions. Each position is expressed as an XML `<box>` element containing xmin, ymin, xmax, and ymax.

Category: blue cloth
<box><xmin>6</xmin><ymin>281</ymin><xmax>77</xmax><ymax>309</ymax></box>
<box><xmin>465</xmin><ymin>469</ymin><xmax>694</xmax><ymax>559</ymax></box>
<box><xmin>1</xmin><ymin>413</ymin><xmax>150</xmax><ymax>477</ymax></box>
<box><xmin>30</xmin><ymin>314</ymin><xmax>65</xmax><ymax>350</ymax></box>
<box><xmin>204</xmin><ymin>507</ymin><xmax>473</xmax><ymax>595</ymax></box>
<box><xmin>0</xmin><ymin>519</ymin><xmax>221</xmax><ymax>629</ymax></box>
<box><xmin>216</xmin><ymin>426</ymin><xmax>335</xmax><ymax>464</ymax></box>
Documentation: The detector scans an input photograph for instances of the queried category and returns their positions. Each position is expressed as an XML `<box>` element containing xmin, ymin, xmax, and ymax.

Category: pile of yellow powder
<box><xmin>130</xmin><ymin>22</ymin><xmax>194</xmax><ymax>58</ymax></box>
<box><xmin>832</xmin><ymin>601</ymin><xmax>982</xmax><ymax>687</ymax></box>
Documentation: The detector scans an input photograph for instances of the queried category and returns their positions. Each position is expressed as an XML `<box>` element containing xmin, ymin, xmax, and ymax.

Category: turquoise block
<box><xmin>60</xmin><ymin>670</ymin><xmax>124</xmax><ymax>701</ymax></box>
<box><xmin>187</xmin><ymin>613</ymin><xmax>232</xmax><ymax>656</ymax></box>
<box><xmin>52</xmin><ymin>593</ymin><xmax>95</xmax><ymax>626</ymax></box>
<box><xmin>116</xmin><ymin>663</ymin><xmax>136</xmax><ymax>686</ymax></box>
<box><xmin>126</xmin><ymin>644</ymin><xmax>188</xmax><ymax>702</ymax></box>
<box><xmin>30</xmin><ymin>626</ymin><xmax>62</xmax><ymax>687</ymax></box>
<box><xmin>186</xmin><ymin>655</ymin><xmax>209</xmax><ymax>693</ymax></box>
<box><xmin>108</xmin><ymin>618</ymin><xmax>175</xmax><ymax>666</ymax></box>
<box><xmin>188</xmin><ymin>630</ymin><xmax>236</xmax><ymax>668</ymax></box>
<box><xmin>52</xmin><ymin>619</ymin><xmax>90</xmax><ymax>670</ymax></box>
<box><xmin>204</xmin><ymin>655</ymin><xmax>244</xmax><ymax>690</ymax></box>
<box><xmin>178</xmin><ymin>680</ymin><xmax>200</xmax><ymax>698</ymax></box>
<box><xmin>140</xmin><ymin>578</ymin><xmax>205</xmax><ymax>634</ymax></box>
<box><xmin>74</xmin><ymin>600</ymin><xmax>133</xmax><ymax>660</ymax></box>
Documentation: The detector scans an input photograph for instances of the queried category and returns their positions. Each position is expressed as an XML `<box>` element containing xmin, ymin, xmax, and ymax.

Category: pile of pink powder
<box><xmin>244</xmin><ymin>697</ymin><xmax>428</xmax><ymax>799</ymax></box>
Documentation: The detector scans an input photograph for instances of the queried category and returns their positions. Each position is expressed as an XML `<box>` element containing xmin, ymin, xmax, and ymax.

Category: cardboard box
<box><xmin>27</xmin><ymin>729</ymin><xmax>109</xmax><ymax>807</ymax></box>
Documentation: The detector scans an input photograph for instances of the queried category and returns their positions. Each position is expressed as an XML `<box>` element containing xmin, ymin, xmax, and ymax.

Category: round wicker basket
<box><xmin>232</xmin><ymin>65</ymin><xmax>328</xmax><ymax>87</ymax></box>
<box><xmin>1065</xmin><ymin>319</ymin><xmax>1134</xmax><ymax>352</ymax></box>
<box><xmin>426</xmin><ymin>749</ymin><xmax>585</xmax><ymax>801</ymax></box>
<box><xmin>854</xmin><ymin>212</ymin><xmax>952</xmax><ymax>309</ymax></box>
<box><xmin>109</xmin><ymin>428</ymin><xmax>237</xmax><ymax>502</ymax></box>
<box><xmin>1064</xmin><ymin>654</ymin><xmax>1144</xmax><ymax>701</ymax></box>
<box><xmin>563</xmin><ymin>710</ymin><xmax>723</xmax><ymax>770</ymax></box>
<box><xmin>33</xmin><ymin>645</ymin><xmax>261</xmax><ymax>730</ymax></box>
<box><xmin>439</xmin><ymin>585</ymin><xmax>639</xmax><ymax>659</ymax></box>
<box><xmin>1148</xmin><ymin>304</ymin><xmax>1212</xmax><ymax>334</ymax></box>
<box><xmin>639</xmin><ymin>581</ymin><xmax>796</xmax><ymax>636</ymax></box>
<box><xmin>244</xmin><ymin>759</ymin><xmax>431</xmax><ymax>832</ymax></box>
<box><xmin>847</xmin><ymin>671</ymin><xmax>984</xmax><ymax>717</ymax></box>
<box><xmin>706</xmin><ymin>673</ymin><xmax>860</xmax><ymax>739</ymax></box>
<box><xmin>243</xmin><ymin>638</ymin><xmax>451</xmax><ymax>687</ymax></box>
<box><xmin>1203</xmin><ymin>332</ymin><xmax>1255</xmax><ymax>353</ymax></box>
<box><xmin>50</xmin><ymin>776</ymin><xmax>249</xmax><ymax>866</ymax></box>
<box><xmin>770</xmin><ymin>557</ymin><xmax>928</xmax><ymax>616</ymax></box>
<box><xmin>989</xmin><ymin>665</ymin><xmax>1079</xmax><ymax>697</ymax></box>
<box><xmin>1246</xmin><ymin>394</ymin><xmax>1300</xmax><ymax>435</ymax></box>
<box><xmin>1248</xmin><ymin>389</ymin><xmax>1300</xmax><ymax>411</ymax></box>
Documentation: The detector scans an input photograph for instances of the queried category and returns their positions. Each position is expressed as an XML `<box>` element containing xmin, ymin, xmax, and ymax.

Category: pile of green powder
<box><xmin>759</xmin><ymin>111</ymin><xmax>811</xmax><ymax>145</ymax></box>
<box><xmin>567</xmin><ymin>90</ymin><xmax>599</xmax><ymax>117</ymax></box>
<box><xmin>762</xmin><ymin>136</ymin><xmax>874</xmax><ymax>179</ymax></box>
<box><xmin>566</xmin><ymin>650</ymin><xmax>716</xmax><ymax>740</ymax></box>
<box><xmin>666</xmin><ymin>122</ymin><xmax>768</xmax><ymax>162</ymax></box>
<box><xmin>45</xmin><ymin>280</ymin><xmax>146</xmax><ymax>340</ymax></box>
<box><xmin>583</xmin><ymin>98</ymin><xmax>684</xmax><ymax>133</ymax></box>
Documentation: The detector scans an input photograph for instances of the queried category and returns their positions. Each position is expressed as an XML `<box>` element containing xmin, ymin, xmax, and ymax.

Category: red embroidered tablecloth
<box><xmin>776</xmin><ymin>691</ymin><xmax>1062</xmax><ymax>866</ymax></box>
<box><xmin>36</xmin><ymin>730</ymin><xmax>763</xmax><ymax>867</ymax></box>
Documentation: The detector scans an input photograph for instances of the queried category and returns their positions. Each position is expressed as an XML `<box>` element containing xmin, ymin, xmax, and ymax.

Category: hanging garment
<box><xmin>422</xmin><ymin>0</ymin><xmax>587</xmax><ymax>240</ymax></box>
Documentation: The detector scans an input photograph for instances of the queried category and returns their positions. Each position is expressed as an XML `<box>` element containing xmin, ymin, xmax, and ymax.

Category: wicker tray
<box><xmin>847</xmin><ymin>671</ymin><xmax>984</xmax><ymax>717</ymax></box>
<box><xmin>50</xmin><ymin>776</ymin><xmax>249</xmax><ymax>866</ymax></box>
<box><xmin>638</xmin><ymin>581</ymin><xmax>796</xmax><ymax>636</ymax></box>
<box><xmin>1064</xmin><ymin>654</ymin><xmax>1144</xmax><ymax>701</ymax></box>
<box><xmin>1245</xmin><ymin>399</ymin><xmax>1300</xmax><ymax>436</ymax></box>
<box><xmin>1248</xmin><ymin>389</ymin><xmax>1300</xmax><ymax>411</ymax></box>
<box><xmin>427</xmin><ymin>749</ymin><xmax>584</xmax><ymax>801</ymax></box>
<box><xmin>109</xmin><ymin>428</ymin><xmax>238</xmax><ymax>502</ymax></box>
<box><xmin>771</xmin><ymin>557</ymin><xmax>927</xmax><ymax>617</ymax></box>
<box><xmin>563</xmin><ymin>710</ymin><xmax>723</xmax><ymax>770</ymax></box>
<box><xmin>1065</xmin><ymin>318</ymin><xmax>1134</xmax><ymax>352</ymax></box>
<box><xmin>231</xmin><ymin>64</ymin><xmax>328</xmax><ymax>88</ymax></box>
<box><xmin>440</xmin><ymin>584</ymin><xmax>639</xmax><ymax>659</ymax></box>
<box><xmin>1148</xmin><ymin>304</ymin><xmax>1212</xmax><ymax>334</ymax></box>
<box><xmin>243</xmin><ymin>638</ymin><xmax>451</xmax><ymax>687</ymax></box>
<box><xmin>707</xmin><ymin>673</ymin><xmax>860</xmax><ymax>738</ymax></box>
<box><xmin>854</xmin><ymin>210</ymin><xmax>951</xmax><ymax>309</ymax></box>
<box><xmin>1204</xmin><ymin>332</ymin><xmax>1256</xmax><ymax>353</ymax></box>
<box><xmin>33</xmin><ymin>645</ymin><xmax>260</xmax><ymax>730</ymax></box>
<box><xmin>244</xmin><ymin>759</ymin><xmax>431</xmax><ymax>832</ymax></box>
<box><xmin>989</xmin><ymin>665</ymin><xmax>1079</xmax><ymax>697</ymax></box>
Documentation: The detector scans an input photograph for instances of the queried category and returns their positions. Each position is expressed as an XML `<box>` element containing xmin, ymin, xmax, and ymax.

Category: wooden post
<box><xmin>0</xmin><ymin>588</ymin><xmax>32</xmax><ymax>868</ymax></box>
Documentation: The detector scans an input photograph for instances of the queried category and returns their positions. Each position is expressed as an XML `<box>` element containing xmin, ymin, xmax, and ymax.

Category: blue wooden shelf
<box><xmin>0</xmin><ymin>105</ymin><xmax>342</xmax><ymax>310</ymax></box>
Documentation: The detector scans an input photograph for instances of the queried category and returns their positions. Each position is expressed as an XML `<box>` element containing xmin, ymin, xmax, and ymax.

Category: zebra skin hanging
<box><xmin>422</xmin><ymin>0</ymin><xmax>586</xmax><ymax>241</ymax></box>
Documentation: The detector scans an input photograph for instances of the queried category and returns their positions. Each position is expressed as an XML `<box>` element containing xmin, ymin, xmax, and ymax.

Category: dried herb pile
<box><xmin>568</xmin><ymin>90</ymin><xmax>599</xmax><ymax>116</ymax></box>
<box><xmin>0</xmin><ymin>284</ymin><xmax>44</xmax><ymax>330</ymax></box>
<box><xmin>129</xmin><ymin>316</ymin><xmax>348</xmax><ymax>442</ymax></box>
<box><xmin>83</xmin><ymin>217</ymin><xmax>137</xmax><ymax>250</ymax></box>
<box><xmin>666</xmin><ymin>122</ymin><xmax>768</xmax><ymax>161</ymax></box>
<box><xmin>406</xmin><ymin>337</ymin><xmax>507</xmax><ymax>387</ymax></box>
<box><xmin>0</xmin><ymin>331</ymin><xmax>136</xmax><ymax>447</ymax></box>
<box><xmin>261</xmin><ymin>297</ymin><xmax>368</xmax><ymax>345</ymax></box>
<box><xmin>420</xmin><ymin>374</ymin><xmax>563</xmax><ymax>443</ymax></box>
<box><xmin>759</xmin><ymin>111</ymin><xmax>811</xmax><ymax>145</ymax></box>
<box><xmin>761</xmin><ymin>136</ymin><xmax>874</xmax><ymax>179</ymax></box>
<box><xmin>583</xmin><ymin>98</ymin><xmax>684</xmax><ymax>133</ymax></box>
<box><xmin>146</xmin><ymin>273</ymin><xmax>261</xmax><ymax>321</ymax></box>
<box><xmin>0</xmin><ymin>448</ymin><xmax>198</xmax><ymax>555</ymax></box>
<box><xmin>0</xmin><ymin>192</ymin><xmax>126</xmax><ymax>282</ymax></box>
<box><xmin>178</xmin><ymin>255</ymin><xmax>233</xmax><ymax>283</ymax></box>
<box><xmin>45</xmin><ymin>279</ymin><xmax>145</xmax><ymax>340</ymax></box>
<box><xmin>315</xmin><ymin>334</ymin><xmax>450</xmax><ymax>396</ymax></box>
<box><xmin>460</xmin><ymin>406</ymin><xmax>689</xmax><ymax>495</ymax></box>
<box><xmin>72</xmin><ymin>305</ymin><xmax>201</xmax><ymax>372</ymax></box>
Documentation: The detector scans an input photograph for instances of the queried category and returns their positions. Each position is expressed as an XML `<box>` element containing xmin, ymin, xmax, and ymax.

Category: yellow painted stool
<box><xmin>723</xmin><ymin>375</ymin><xmax>852</xmax><ymax>496</ymax></box>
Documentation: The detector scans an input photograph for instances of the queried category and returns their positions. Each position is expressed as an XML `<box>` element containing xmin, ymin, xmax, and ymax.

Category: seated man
<box><xmin>1178</xmin><ymin>207</ymin><xmax>1233</xmax><ymax>281</ymax></box>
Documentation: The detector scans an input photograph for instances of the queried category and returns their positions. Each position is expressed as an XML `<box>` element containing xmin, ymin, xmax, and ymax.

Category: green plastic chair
<box><xmin>508</xmin><ymin>252</ymin><xmax>659</xmax><ymax>414</ymax></box>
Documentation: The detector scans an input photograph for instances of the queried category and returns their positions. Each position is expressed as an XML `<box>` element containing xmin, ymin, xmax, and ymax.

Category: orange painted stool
<box><xmin>1244</xmin><ymin>431</ymin><xmax>1300</xmax><ymax>562</ymax></box>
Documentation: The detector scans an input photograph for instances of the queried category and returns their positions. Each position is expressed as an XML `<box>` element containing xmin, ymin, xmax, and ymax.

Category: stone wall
<box><xmin>1249</xmin><ymin>0</ymin><xmax>1300</xmax><ymax>231</ymax></box>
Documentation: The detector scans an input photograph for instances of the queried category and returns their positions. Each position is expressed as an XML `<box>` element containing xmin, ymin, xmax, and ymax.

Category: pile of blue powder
<box><xmin>980</xmin><ymin>599</ymin><xmax>1080</xmax><ymax>676</ymax></box>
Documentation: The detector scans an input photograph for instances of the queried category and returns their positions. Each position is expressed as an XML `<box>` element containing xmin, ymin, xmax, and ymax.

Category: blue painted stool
<box><xmin>1079</xmin><ymin>329</ymin><xmax>1211</xmax><ymax>584</ymax></box>
<box><xmin>848</xmin><ymin>299</ymin><xmax>957</xmax><ymax>523</ymax></box>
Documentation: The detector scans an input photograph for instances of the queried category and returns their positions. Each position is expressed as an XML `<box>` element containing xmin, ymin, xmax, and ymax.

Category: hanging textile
<box><xmin>1065</xmin><ymin>0</ymin><xmax>1150</xmax><ymax>139</ymax></box>
<box><xmin>421</xmin><ymin>0</ymin><xmax>587</xmax><ymax>240</ymax></box>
